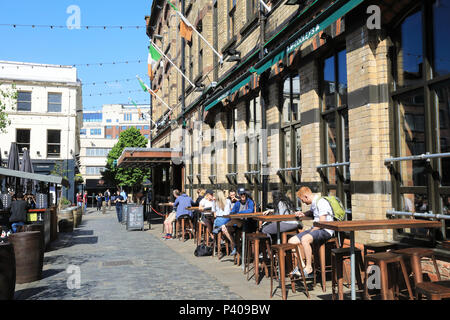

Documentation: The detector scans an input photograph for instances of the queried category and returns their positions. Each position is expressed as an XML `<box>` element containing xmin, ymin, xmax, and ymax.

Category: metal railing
<box><xmin>277</xmin><ymin>166</ymin><xmax>302</xmax><ymax>172</ymax></box>
<box><xmin>316</xmin><ymin>162</ymin><xmax>350</xmax><ymax>169</ymax></box>
<box><xmin>384</xmin><ymin>152</ymin><xmax>450</xmax><ymax>165</ymax></box>
<box><xmin>387</xmin><ymin>209</ymin><xmax>450</xmax><ymax>220</ymax></box>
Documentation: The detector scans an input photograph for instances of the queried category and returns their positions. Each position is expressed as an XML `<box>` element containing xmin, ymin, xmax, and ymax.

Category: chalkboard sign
<box><xmin>121</xmin><ymin>204</ymin><xmax>128</xmax><ymax>225</ymax></box>
<box><xmin>1</xmin><ymin>194</ymin><xmax>11</xmax><ymax>209</ymax></box>
<box><xmin>35</xmin><ymin>193</ymin><xmax>48</xmax><ymax>209</ymax></box>
<box><xmin>127</xmin><ymin>205</ymin><xmax>144</xmax><ymax>231</ymax></box>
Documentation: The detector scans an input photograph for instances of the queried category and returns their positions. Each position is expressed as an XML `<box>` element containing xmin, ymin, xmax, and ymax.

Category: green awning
<box><xmin>205</xmin><ymin>75</ymin><xmax>252</xmax><ymax>111</ymax></box>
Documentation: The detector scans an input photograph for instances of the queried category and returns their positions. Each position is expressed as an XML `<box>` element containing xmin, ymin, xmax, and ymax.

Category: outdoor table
<box><xmin>222</xmin><ymin>212</ymin><xmax>266</xmax><ymax>270</ymax></box>
<box><xmin>314</xmin><ymin>219</ymin><xmax>442</xmax><ymax>300</ymax></box>
<box><xmin>187</xmin><ymin>207</ymin><xmax>213</xmax><ymax>245</ymax></box>
<box><xmin>253</xmin><ymin>215</ymin><xmax>313</xmax><ymax>244</ymax></box>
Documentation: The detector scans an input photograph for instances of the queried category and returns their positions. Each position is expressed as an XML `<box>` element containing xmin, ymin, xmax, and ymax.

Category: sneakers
<box><xmin>164</xmin><ymin>234</ymin><xmax>173</xmax><ymax>240</ymax></box>
<box><xmin>290</xmin><ymin>266</ymin><xmax>301</xmax><ymax>277</ymax></box>
<box><xmin>291</xmin><ymin>266</ymin><xmax>314</xmax><ymax>279</ymax></box>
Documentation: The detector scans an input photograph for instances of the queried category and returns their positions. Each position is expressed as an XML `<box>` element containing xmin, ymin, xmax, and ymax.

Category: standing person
<box><xmin>96</xmin><ymin>193</ymin><xmax>103</xmax><ymax>212</ymax></box>
<box><xmin>221</xmin><ymin>188</ymin><xmax>255</xmax><ymax>255</ymax></box>
<box><xmin>120</xmin><ymin>188</ymin><xmax>127</xmax><ymax>204</ymax></box>
<box><xmin>83</xmin><ymin>191</ymin><xmax>88</xmax><ymax>212</ymax></box>
<box><xmin>76</xmin><ymin>192</ymin><xmax>83</xmax><ymax>208</ymax></box>
<box><xmin>113</xmin><ymin>190</ymin><xmax>125</xmax><ymax>222</ymax></box>
<box><xmin>261</xmin><ymin>191</ymin><xmax>302</xmax><ymax>240</ymax></box>
<box><xmin>105</xmin><ymin>189</ymin><xmax>111</xmax><ymax>210</ymax></box>
<box><xmin>9</xmin><ymin>192</ymin><xmax>29</xmax><ymax>233</ymax></box>
<box><xmin>163</xmin><ymin>190</ymin><xmax>181</xmax><ymax>239</ymax></box>
<box><xmin>288</xmin><ymin>186</ymin><xmax>334</xmax><ymax>278</ymax></box>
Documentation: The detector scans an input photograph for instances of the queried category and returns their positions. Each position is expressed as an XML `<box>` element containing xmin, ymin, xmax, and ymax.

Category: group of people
<box><xmin>161</xmin><ymin>185</ymin><xmax>337</xmax><ymax>279</ymax></box>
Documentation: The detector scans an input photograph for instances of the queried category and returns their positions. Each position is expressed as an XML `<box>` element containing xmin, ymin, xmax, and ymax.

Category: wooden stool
<box><xmin>393</xmin><ymin>248</ymin><xmax>441</xmax><ymax>285</ymax></box>
<box><xmin>212</xmin><ymin>231</ymin><xmax>230</xmax><ymax>259</ymax></box>
<box><xmin>364</xmin><ymin>242</ymin><xmax>397</xmax><ymax>257</ymax></box>
<box><xmin>197</xmin><ymin>222</ymin><xmax>212</xmax><ymax>246</ymax></box>
<box><xmin>415</xmin><ymin>280</ymin><xmax>450</xmax><ymax>300</ymax></box>
<box><xmin>270</xmin><ymin>243</ymin><xmax>310</xmax><ymax>300</ymax></box>
<box><xmin>331</xmin><ymin>247</ymin><xmax>364</xmax><ymax>300</ymax></box>
<box><xmin>176</xmin><ymin>215</ymin><xmax>194</xmax><ymax>242</ymax></box>
<box><xmin>281</xmin><ymin>227</ymin><xmax>303</xmax><ymax>244</ymax></box>
<box><xmin>244</xmin><ymin>233</ymin><xmax>271</xmax><ymax>284</ymax></box>
<box><xmin>313</xmin><ymin>237</ymin><xmax>340</xmax><ymax>292</ymax></box>
<box><xmin>364</xmin><ymin>252</ymin><xmax>414</xmax><ymax>300</ymax></box>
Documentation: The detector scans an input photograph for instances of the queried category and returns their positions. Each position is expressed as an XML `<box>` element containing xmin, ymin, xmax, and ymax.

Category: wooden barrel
<box><xmin>17</xmin><ymin>225</ymin><xmax>44</xmax><ymax>270</ymax></box>
<box><xmin>0</xmin><ymin>242</ymin><xmax>16</xmax><ymax>300</ymax></box>
<box><xmin>50</xmin><ymin>206</ymin><xmax>58</xmax><ymax>242</ymax></box>
<box><xmin>57</xmin><ymin>209</ymin><xmax>74</xmax><ymax>233</ymax></box>
<box><xmin>9</xmin><ymin>231</ymin><xmax>42</xmax><ymax>284</ymax></box>
<box><xmin>70</xmin><ymin>207</ymin><xmax>78</xmax><ymax>228</ymax></box>
<box><xmin>74</xmin><ymin>207</ymin><xmax>82</xmax><ymax>226</ymax></box>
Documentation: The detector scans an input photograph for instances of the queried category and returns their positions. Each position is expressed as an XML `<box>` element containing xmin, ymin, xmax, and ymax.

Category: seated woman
<box><xmin>261</xmin><ymin>191</ymin><xmax>302</xmax><ymax>241</ymax></box>
<box><xmin>212</xmin><ymin>190</ymin><xmax>231</xmax><ymax>233</ymax></box>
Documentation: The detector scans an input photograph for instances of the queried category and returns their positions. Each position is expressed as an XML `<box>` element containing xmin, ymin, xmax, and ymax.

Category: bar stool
<box><xmin>393</xmin><ymin>248</ymin><xmax>441</xmax><ymax>285</ymax></box>
<box><xmin>313</xmin><ymin>237</ymin><xmax>340</xmax><ymax>292</ymax></box>
<box><xmin>212</xmin><ymin>230</ymin><xmax>230</xmax><ymax>259</ymax></box>
<box><xmin>176</xmin><ymin>215</ymin><xmax>194</xmax><ymax>242</ymax></box>
<box><xmin>244</xmin><ymin>233</ymin><xmax>271</xmax><ymax>284</ymax></box>
<box><xmin>415</xmin><ymin>280</ymin><xmax>450</xmax><ymax>300</ymax></box>
<box><xmin>331</xmin><ymin>247</ymin><xmax>364</xmax><ymax>300</ymax></box>
<box><xmin>281</xmin><ymin>227</ymin><xmax>303</xmax><ymax>244</ymax></box>
<box><xmin>364</xmin><ymin>252</ymin><xmax>414</xmax><ymax>300</ymax></box>
<box><xmin>364</xmin><ymin>242</ymin><xmax>397</xmax><ymax>257</ymax></box>
<box><xmin>269</xmin><ymin>243</ymin><xmax>310</xmax><ymax>300</ymax></box>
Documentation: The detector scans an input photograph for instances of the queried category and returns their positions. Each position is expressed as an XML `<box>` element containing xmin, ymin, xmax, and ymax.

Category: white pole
<box><xmin>136</xmin><ymin>75</ymin><xmax>173</xmax><ymax>112</ymax></box>
<box><xmin>259</xmin><ymin>0</ymin><xmax>271</xmax><ymax>12</ymax></box>
<box><xmin>149</xmin><ymin>39</ymin><xmax>197</xmax><ymax>88</ymax></box>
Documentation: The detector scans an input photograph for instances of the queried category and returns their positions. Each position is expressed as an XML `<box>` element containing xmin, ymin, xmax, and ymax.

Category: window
<box><xmin>247</xmin><ymin>0</ymin><xmax>257</xmax><ymax>20</ymax></box>
<box><xmin>106</xmin><ymin>119</ymin><xmax>112</xmax><ymax>123</ymax></box>
<box><xmin>83</xmin><ymin>113</ymin><xmax>102</xmax><ymax>122</ymax></box>
<box><xmin>86</xmin><ymin>166</ymin><xmax>105</xmax><ymax>175</ymax></box>
<box><xmin>47</xmin><ymin>130</ymin><xmax>61</xmax><ymax>157</ymax></box>
<box><xmin>247</xmin><ymin>96</ymin><xmax>262</xmax><ymax>205</ymax></box>
<box><xmin>16</xmin><ymin>129</ymin><xmax>30</xmax><ymax>154</ymax></box>
<box><xmin>320</xmin><ymin>49</ymin><xmax>350</xmax><ymax>210</ymax></box>
<box><xmin>80</xmin><ymin>129</ymin><xmax>86</xmax><ymax>135</ymax></box>
<box><xmin>121</xmin><ymin>126</ymin><xmax>127</xmax><ymax>131</ymax></box>
<box><xmin>47</xmin><ymin>93</ymin><xmax>62</xmax><ymax>112</ymax></box>
<box><xmin>210</xmin><ymin>125</ymin><xmax>216</xmax><ymax>177</ymax></box>
<box><xmin>144</xmin><ymin>125</ymin><xmax>150</xmax><ymax>130</ymax></box>
<box><xmin>227</xmin><ymin>0</ymin><xmax>236</xmax><ymax>41</ymax></box>
<box><xmin>123</xmin><ymin>113</ymin><xmax>132</xmax><ymax>121</ymax></box>
<box><xmin>136</xmin><ymin>126</ymin><xmax>142</xmax><ymax>130</ymax></box>
<box><xmin>106</xmin><ymin>135</ymin><xmax>113</xmax><ymax>139</ymax></box>
<box><xmin>227</xmin><ymin>108</ymin><xmax>238</xmax><ymax>174</ymax></box>
<box><xmin>144</xmin><ymin>134</ymin><xmax>149</xmax><ymax>139</ymax></box>
<box><xmin>390</xmin><ymin>0</ymin><xmax>450</xmax><ymax>242</ymax></box>
<box><xmin>213</xmin><ymin>1</ymin><xmax>219</xmax><ymax>81</ymax></box>
<box><xmin>188</xmin><ymin>41</ymin><xmax>193</xmax><ymax>81</ymax></box>
<box><xmin>280</xmin><ymin>74</ymin><xmax>302</xmax><ymax>202</ymax></box>
<box><xmin>106</xmin><ymin>126</ymin><xmax>112</xmax><ymax>129</ymax></box>
<box><xmin>90</xmin><ymin>129</ymin><xmax>101</xmax><ymax>136</ymax></box>
<box><xmin>17</xmin><ymin>91</ymin><xmax>31</xmax><ymax>111</ymax></box>
<box><xmin>86</xmin><ymin>148</ymin><xmax>111</xmax><ymax>157</ymax></box>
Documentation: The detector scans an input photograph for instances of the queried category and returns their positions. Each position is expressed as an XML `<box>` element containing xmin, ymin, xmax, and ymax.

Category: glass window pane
<box><xmin>17</xmin><ymin>102</ymin><xmax>31</xmax><ymax>111</ymax></box>
<box><xmin>47</xmin><ymin>130</ymin><xmax>60</xmax><ymax>143</ymax></box>
<box><xmin>343</xmin><ymin>110</ymin><xmax>350</xmax><ymax>181</ymax></box>
<box><xmin>295</xmin><ymin>127</ymin><xmax>301</xmax><ymax>168</ymax></box>
<box><xmin>284</xmin><ymin>130</ymin><xmax>291</xmax><ymax>168</ymax></box>
<box><xmin>323</xmin><ymin>56</ymin><xmax>336</xmax><ymax>111</ymax></box>
<box><xmin>433</xmin><ymin>0</ymin><xmax>450</xmax><ymax>77</ymax></box>
<box><xmin>292</xmin><ymin>75</ymin><xmax>300</xmax><ymax>121</ymax></box>
<box><xmin>326</xmin><ymin>113</ymin><xmax>337</xmax><ymax>184</ymax></box>
<box><xmin>338</xmin><ymin>50</ymin><xmax>347</xmax><ymax>106</ymax></box>
<box><xmin>437</xmin><ymin>84</ymin><xmax>450</xmax><ymax>185</ymax></box>
<box><xmin>396</xmin><ymin>8</ymin><xmax>423</xmax><ymax>88</ymax></box>
<box><xmin>18</xmin><ymin>91</ymin><xmax>31</xmax><ymax>101</ymax></box>
<box><xmin>282</xmin><ymin>77</ymin><xmax>291</xmax><ymax>124</ymax></box>
<box><xmin>48</xmin><ymin>93</ymin><xmax>61</xmax><ymax>103</ymax></box>
<box><xmin>16</xmin><ymin>129</ymin><xmax>30</xmax><ymax>143</ymax></box>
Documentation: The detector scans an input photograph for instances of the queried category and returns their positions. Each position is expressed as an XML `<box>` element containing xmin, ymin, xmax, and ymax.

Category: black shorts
<box><xmin>296</xmin><ymin>228</ymin><xmax>332</xmax><ymax>244</ymax></box>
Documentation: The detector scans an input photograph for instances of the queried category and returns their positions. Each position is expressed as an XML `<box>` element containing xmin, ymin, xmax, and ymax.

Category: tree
<box><xmin>102</xmin><ymin>127</ymin><xmax>150</xmax><ymax>191</ymax></box>
<box><xmin>0</xmin><ymin>83</ymin><xmax>17</xmax><ymax>133</ymax></box>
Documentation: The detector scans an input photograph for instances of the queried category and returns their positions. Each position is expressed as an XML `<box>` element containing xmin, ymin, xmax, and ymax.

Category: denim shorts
<box><xmin>297</xmin><ymin>228</ymin><xmax>332</xmax><ymax>244</ymax></box>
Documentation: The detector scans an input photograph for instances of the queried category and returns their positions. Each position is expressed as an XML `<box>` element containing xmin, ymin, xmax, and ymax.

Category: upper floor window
<box><xmin>47</xmin><ymin>93</ymin><xmax>62</xmax><ymax>112</ymax></box>
<box><xmin>80</xmin><ymin>129</ymin><xmax>86</xmax><ymax>135</ymax></box>
<box><xmin>106</xmin><ymin>119</ymin><xmax>112</xmax><ymax>123</ymax></box>
<box><xmin>123</xmin><ymin>113</ymin><xmax>132</xmax><ymax>121</ymax></box>
<box><xmin>227</xmin><ymin>0</ymin><xmax>236</xmax><ymax>41</ymax></box>
<box><xmin>16</xmin><ymin>129</ymin><xmax>30</xmax><ymax>154</ymax></box>
<box><xmin>247</xmin><ymin>0</ymin><xmax>257</xmax><ymax>20</ymax></box>
<box><xmin>86</xmin><ymin>148</ymin><xmax>111</xmax><ymax>157</ymax></box>
<box><xmin>17</xmin><ymin>91</ymin><xmax>31</xmax><ymax>111</ymax></box>
<box><xmin>47</xmin><ymin>130</ymin><xmax>61</xmax><ymax>157</ymax></box>
<box><xmin>83</xmin><ymin>113</ymin><xmax>102</xmax><ymax>122</ymax></box>
<box><xmin>90</xmin><ymin>128</ymin><xmax>102</xmax><ymax>136</ymax></box>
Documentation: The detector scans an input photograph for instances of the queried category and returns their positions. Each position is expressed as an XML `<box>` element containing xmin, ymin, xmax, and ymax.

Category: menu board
<box><xmin>1</xmin><ymin>193</ymin><xmax>11</xmax><ymax>209</ymax></box>
<box><xmin>36</xmin><ymin>193</ymin><xmax>48</xmax><ymax>209</ymax></box>
<box><xmin>126</xmin><ymin>205</ymin><xmax>144</xmax><ymax>231</ymax></box>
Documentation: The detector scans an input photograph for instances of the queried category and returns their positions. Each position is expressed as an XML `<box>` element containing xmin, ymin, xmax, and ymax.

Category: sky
<box><xmin>0</xmin><ymin>0</ymin><xmax>153</xmax><ymax>111</ymax></box>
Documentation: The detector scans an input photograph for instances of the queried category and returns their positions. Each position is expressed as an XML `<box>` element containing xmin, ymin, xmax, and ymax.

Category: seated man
<box><xmin>288</xmin><ymin>186</ymin><xmax>334</xmax><ymax>278</ymax></box>
<box><xmin>163</xmin><ymin>190</ymin><xmax>180</xmax><ymax>239</ymax></box>
<box><xmin>174</xmin><ymin>190</ymin><xmax>195</xmax><ymax>220</ymax></box>
<box><xmin>221</xmin><ymin>188</ymin><xmax>254</xmax><ymax>255</ymax></box>
<box><xmin>9</xmin><ymin>192</ymin><xmax>29</xmax><ymax>233</ymax></box>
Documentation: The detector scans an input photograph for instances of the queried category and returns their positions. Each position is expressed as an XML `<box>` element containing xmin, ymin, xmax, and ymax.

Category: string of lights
<box><xmin>72</xmin><ymin>59</ymin><xmax>144</xmax><ymax>67</ymax></box>
<box><xmin>85</xmin><ymin>89</ymin><xmax>145</xmax><ymax>97</ymax></box>
<box><xmin>82</xmin><ymin>78</ymin><xmax>136</xmax><ymax>86</ymax></box>
<box><xmin>0</xmin><ymin>24</ymin><xmax>145</xmax><ymax>30</ymax></box>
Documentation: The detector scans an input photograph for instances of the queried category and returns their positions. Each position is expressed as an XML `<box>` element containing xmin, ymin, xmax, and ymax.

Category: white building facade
<box><xmin>0</xmin><ymin>60</ymin><xmax>82</xmax><ymax>202</ymax></box>
<box><xmin>80</xmin><ymin>104</ymin><xmax>151</xmax><ymax>194</ymax></box>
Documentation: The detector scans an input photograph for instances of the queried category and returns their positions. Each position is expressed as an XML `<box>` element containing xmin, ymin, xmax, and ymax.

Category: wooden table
<box><xmin>222</xmin><ymin>212</ymin><xmax>266</xmax><ymax>270</ymax></box>
<box><xmin>253</xmin><ymin>215</ymin><xmax>313</xmax><ymax>244</ymax></box>
<box><xmin>314</xmin><ymin>219</ymin><xmax>442</xmax><ymax>300</ymax></box>
<box><xmin>186</xmin><ymin>207</ymin><xmax>212</xmax><ymax>245</ymax></box>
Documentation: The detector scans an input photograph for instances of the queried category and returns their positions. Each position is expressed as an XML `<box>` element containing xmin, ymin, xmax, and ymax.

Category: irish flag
<box><xmin>148</xmin><ymin>43</ymin><xmax>162</xmax><ymax>80</ymax></box>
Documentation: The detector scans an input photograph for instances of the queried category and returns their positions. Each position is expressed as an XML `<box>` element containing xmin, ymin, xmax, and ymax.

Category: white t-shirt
<box><xmin>310</xmin><ymin>195</ymin><xmax>334</xmax><ymax>236</ymax></box>
<box><xmin>212</xmin><ymin>199</ymin><xmax>231</xmax><ymax>217</ymax></box>
<box><xmin>199</xmin><ymin>198</ymin><xmax>214</xmax><ymax>210</ymax></box>
<box><xmin>277</xmin><ymin>201</ymin><xmax>298</xmax><ymax>225</ymax></box>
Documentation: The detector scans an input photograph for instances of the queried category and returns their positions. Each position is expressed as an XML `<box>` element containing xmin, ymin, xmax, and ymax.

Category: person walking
<box><xmin>76</xmin><ymin>192</ymin><xmax>83</xmax><ymax>208</ymax></box>
<box><xmin>83</xmin><ymin>191</ymin><xmax>88</xmax><ymax>212</ymax></box>
<box><xmin>105</xmin><ymin>189</ymin><xmax>111</xmax><ymax>210</ymax></box>
<box><xmin>96</xmin><ymin>193</ymin><xmax>103</xmax><ymax>212</ymax></box>
<box><xmin>113</xmin><ymin>190</ymin><xmax>125</xmax><ymax>222</ymax></box>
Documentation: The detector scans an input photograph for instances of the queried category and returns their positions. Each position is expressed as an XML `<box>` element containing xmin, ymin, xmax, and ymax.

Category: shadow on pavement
<box><xmin>41</xmin><ymin>268</ymin><xmax>66</xmax><ymax>279</ymax></box>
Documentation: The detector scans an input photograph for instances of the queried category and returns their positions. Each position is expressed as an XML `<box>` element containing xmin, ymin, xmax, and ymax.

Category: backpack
<box><xmin>319</xmin><ymin>196</ymin><xmax>346</xmax><ymax>221</ymax></box>
<box><xmin>194</xmin><ymin>244</ymin><xmax>213</xmax><ymax>257</ymax></box>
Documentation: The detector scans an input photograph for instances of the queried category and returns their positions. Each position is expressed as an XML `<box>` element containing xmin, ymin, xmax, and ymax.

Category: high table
<box><xmin>253</xmin><ymin>214</ymin><xmax>313</xmax><ymax>244</ymax></box>
<box><xmin>314</xmin><ymin>219</ymin><xmax>442</xmax><ymax>300</ymax></box>
<box><xmin>186</xmin><ymin>207</ymin><xmax>212</xmax><ymax>245</ymax></box>
<box><xmin>222</xmin><ymin>213</ymin><xmax>266</xmax><ymax>270</ymax></box>
<box><xmin>158</xmin><ymin>203</ymin><xmax>173</xmax><ymax>234</ymax></box>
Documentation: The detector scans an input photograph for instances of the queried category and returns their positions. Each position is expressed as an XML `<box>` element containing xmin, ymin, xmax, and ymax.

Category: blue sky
<box><xmin>0</xmin><ymin>0</ymin><xmax>153</xmax><ymax>111</ymax></box>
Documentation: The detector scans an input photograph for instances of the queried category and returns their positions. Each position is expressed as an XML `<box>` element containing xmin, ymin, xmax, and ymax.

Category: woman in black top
<box><xmin>9</xmin><ymin>193</ymin><xmax>29</xmax><ymax>233</ymax></box>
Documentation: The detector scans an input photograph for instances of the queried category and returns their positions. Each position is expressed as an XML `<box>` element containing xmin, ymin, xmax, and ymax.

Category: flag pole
<box><xmin>129</xmin><ymin>98</ymin><xmax>158</xmax><ymax>127</ymax></box>
<box><xmin>149</xmin><ymin>39</ymin><xmax>197</xmax><ymax>88</ymax></box>
<box><xmin>136</xmin><ymin>75</ymin><xmax>173</xmax><ymax>112</ymax></box>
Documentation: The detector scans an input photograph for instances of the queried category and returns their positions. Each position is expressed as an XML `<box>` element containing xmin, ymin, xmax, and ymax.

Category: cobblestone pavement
<box><xmin>14</xmin><ymin>208</ymin><xmax>242</xmax><ymax>300</ymax></box>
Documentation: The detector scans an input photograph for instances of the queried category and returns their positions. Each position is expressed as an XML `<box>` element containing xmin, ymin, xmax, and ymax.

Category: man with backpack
<box><xmin>288</xmin><ymin>186</ymin><xmax>344</xmax><ymax>279</ymax></box>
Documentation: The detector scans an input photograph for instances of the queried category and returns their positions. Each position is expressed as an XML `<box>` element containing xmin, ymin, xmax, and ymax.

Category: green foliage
<box><xmin>59</xmin><ymin>196</ymin><xmax>71</xmax><ymax>206</ymax></box>
<box><xmin>0</xmin><ymin>84</ymin><xmax>17</xmax><ymax>133</ymax></box>
<box><xmin>50</xmin><ymin>161</ymin><xmax>68</xmax><ymax>180</ymax></box>
<box><xmin>102</xmin><ymin>127</ymin><xmax>150</xmax><ymax>189</ymax></box>
<box><xmin>75</xmin><ymin>173</ymin><xmax>84</xmax><ymax>184</ymax></box>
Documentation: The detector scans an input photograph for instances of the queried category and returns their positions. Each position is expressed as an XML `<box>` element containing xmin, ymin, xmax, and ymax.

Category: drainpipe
<box><xmin>181</xmin><ymin>0</ymin><xmax>186</xmax><ymax>181</ymax></box>
<box><xmin>259</xmin><ymin>2</ymin><xmax>268</xmax><ymax>211</ymax></box>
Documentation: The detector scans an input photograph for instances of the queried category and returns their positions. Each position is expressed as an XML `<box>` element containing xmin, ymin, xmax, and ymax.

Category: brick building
<box><xmin>140</xmin><ymin>0</ymin><xmax>450</xmax><ymax>276</ymax></box>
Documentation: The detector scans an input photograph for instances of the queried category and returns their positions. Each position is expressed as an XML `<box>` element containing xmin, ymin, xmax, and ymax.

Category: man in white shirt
<box><xmin>288</xmin><ymin>186</ymin><xmax>334</xmax><ymax>278</ymax></box>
